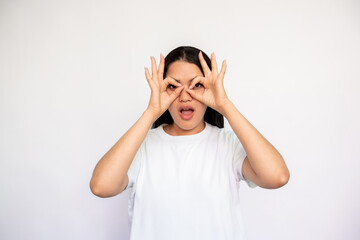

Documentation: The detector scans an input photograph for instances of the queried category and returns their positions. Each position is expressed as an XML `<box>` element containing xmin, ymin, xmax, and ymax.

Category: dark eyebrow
<box><xmin>172</xmin><ymin>75</ymin><xmax>201</xmax><ymax>83</ymax></box>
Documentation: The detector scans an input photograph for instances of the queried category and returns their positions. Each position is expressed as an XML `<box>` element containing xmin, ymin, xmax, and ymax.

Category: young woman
<box><xmin>90</xmin><ymin>46</ymin><xmax>289</xmax><ymax>240</ymax></box>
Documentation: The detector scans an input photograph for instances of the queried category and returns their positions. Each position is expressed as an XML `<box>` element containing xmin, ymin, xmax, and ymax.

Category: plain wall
<box><xmin>1</xmin><ymin>0</ymin><xmax>359</xmax><ymax>239</ymax></box>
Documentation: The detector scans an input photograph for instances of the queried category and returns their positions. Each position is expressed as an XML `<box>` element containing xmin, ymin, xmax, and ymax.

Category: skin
<box><xmin>89</xmin><ymin>51</ymin><xmax>290</xmax><ymax>198</ymax></box>
<box><xmin>163</xmin><ymin>60</ymin><xmax>208</xmax><ymax>136</ymax></box>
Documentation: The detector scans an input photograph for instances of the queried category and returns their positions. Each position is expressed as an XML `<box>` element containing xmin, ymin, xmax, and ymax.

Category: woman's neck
<box><xmin>163</xmin><ymin>121</ymin><xmax>206</xmax><ymax>136</ymax></box>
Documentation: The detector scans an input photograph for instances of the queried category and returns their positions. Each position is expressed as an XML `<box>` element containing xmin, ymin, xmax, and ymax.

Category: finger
<box><xmin>198</xmin><ymin>51</ymin><xmax>212</xmax><ymax>77</ymax></box>
<box><xmin>211</xmin><ymin>53</ymin><xmax>218</xmax><ymax>73</ymax></box>
<box><xmin>189</xmin><ymin>76</ymin><xmax>206</xmax><ymax>90</ymax></box>
<box><xmin>162</xmin><ymin>76</ymin><xmax>182</xmax><ymax>91</ymax></box>
<box><xmin>145</xmin><ymin>67</ymin><xmax>154</xmax><ymax>88</ymax></box>
<box><xmin>218</xmin><ymin>60</ymin><xmax>227</xmax><ymax>83</ymax></box>
<box><xmin>150</xmin><ymin>56</ymin><xmax>157</xmax><ymax>79</ymax></box>
<box><xmin>169</xmin><ymin>85</ymin><xmax>184</xmax><ymax>101</ymax></box>
<box><xmin>158</xmin><ymin>54</ymin><xmax>165</xmax><ymax>81</ymax></box>
<box><xmin>186</xmin><ymin>88</ymin><xmax>204</xmax><ymax>103</ymax></box>
<box><xmin>163</xmin><ymin>76</ymin><xmax>182</xmax><ymax>87</ymax></box>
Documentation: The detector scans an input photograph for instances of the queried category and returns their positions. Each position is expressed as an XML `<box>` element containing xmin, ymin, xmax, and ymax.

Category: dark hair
<box><xmin>151</xmin><ymin>46</ymin><xmax>224</xmax><ymax>129</ymax></box>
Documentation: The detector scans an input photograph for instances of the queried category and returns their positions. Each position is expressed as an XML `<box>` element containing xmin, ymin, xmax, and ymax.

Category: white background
<box><xmin>1</xmin><ymin>0</ymin><xmax>359</xmax><ymax>239</ymax></box>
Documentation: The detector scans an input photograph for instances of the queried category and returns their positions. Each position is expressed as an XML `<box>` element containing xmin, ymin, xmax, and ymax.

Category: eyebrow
<box><xmin>172</xmin><ymin>75</ymin><xmax>201</xmax><ymax>84</ymax></box>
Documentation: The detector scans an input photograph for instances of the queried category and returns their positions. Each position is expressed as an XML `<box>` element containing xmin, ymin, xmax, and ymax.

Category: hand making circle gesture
<box><xmin>186</xmin><ymin>51</ymin><xmax>230</xmax><ymax>114</ymax></box>
<box><xmin>145</xmin><ymin>54</ymin><xmax>184</xmax><ymax>119</ymax></box>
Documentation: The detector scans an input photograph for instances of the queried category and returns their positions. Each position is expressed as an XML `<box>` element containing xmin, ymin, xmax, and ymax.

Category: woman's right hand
<box><xmin>145</xmin><ymin>54</ymin><xmax>184</xmax><ymax>119</ymax></box>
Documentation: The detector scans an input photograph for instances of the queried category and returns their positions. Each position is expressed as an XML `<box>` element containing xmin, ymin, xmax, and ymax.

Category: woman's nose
<box><xmin>179</xmin><ymin>86</ymin><xmax>192</xmax><ymax>102</ymax></box>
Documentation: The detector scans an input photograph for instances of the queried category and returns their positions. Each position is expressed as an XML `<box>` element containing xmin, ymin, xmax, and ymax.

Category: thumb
<box><xmin>169</xmin><ymin>86</ymin><xmax>184</xmax><ymax>102</ymax></box>
<box><xmin>186</xmin><ymin>89</ymin><xmax>204</xmax><ymax>103</ymax></box>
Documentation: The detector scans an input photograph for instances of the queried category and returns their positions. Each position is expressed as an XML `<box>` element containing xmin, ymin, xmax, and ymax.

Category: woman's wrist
<box><xmin>216</xmin><ymin>98</ymin><xmax>234</xmax><ymax>117</ymax></box>
<box><xmin>144</xmin><ymin>108</ymin><xmax>161</xmax><ymax>123</ymax></box>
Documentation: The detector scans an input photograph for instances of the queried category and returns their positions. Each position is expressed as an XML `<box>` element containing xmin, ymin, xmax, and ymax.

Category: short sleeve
<box><xmin>229</xmin><ymin>129</ymin><xmax>257</xmax><ymax>188</ymax></box>
<box><xmin>124</xmin><ymin>142</ymin><xmax>144</xmax><ymax>191</ymax></box>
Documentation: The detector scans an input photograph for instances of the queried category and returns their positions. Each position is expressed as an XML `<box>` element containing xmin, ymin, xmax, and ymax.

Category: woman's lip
<box><xmin>178</xmin><ymin>105</ymin><xmax>194</xmax><ymax>112</ymax></box>
<box><xmin>180</xmin><ymin>110</ymin><xmax>194</xmax><ymax>120</ymax></box>
<box><xmin>178</xmin><ymin>105</ymin><xmax>194</xmax><ymax>120</ymax></box>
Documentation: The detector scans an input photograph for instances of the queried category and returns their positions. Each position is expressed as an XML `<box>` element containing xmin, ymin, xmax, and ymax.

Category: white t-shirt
<box><xmin>123</xmin><ymin>122</ymin><xmax>257</xmax><ymax>240</ymax></box>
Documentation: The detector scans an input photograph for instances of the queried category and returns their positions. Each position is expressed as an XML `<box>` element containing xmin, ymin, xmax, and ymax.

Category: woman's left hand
<box><xmin>186</xmin><ymin>51</ymin><xmax>230</xmax><ymax>114</ymax></box>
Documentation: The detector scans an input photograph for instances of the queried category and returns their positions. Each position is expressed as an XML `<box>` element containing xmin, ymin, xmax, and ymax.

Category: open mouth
<box><xmin>179</xmin><ymin>106</ymin><xmax>194</xmax><ymax>120</ymax></box>
<box><xmin>180</xmin><ymin>108</ymin><xmax>194</xmax><ymax>114</ymax></box>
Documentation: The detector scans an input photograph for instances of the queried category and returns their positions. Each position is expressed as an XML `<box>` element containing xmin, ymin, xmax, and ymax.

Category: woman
<box><xmin>90</xmin><ymin>46</ymin><xmax>290</xmax><ymax>240</ymax></box>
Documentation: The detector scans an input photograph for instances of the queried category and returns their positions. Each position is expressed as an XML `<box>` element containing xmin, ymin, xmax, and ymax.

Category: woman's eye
<box><xmin>168</xmin><ymin>84</ymin><xmax>177</xmax><ymax>89</ymax></box>
<box><xmin>194</xmin><ymin>83</ymin><xmax>203</xmax><ymax>88</ymax></box>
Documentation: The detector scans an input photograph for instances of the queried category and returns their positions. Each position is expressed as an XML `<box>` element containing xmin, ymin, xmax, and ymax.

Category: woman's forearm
<box><xmin>90</xmin><ymin>109</ymin><xmax>156</xmax><ymax>197</ymax></box>
<box><xmin>219</xmin><ymin>99</ymin><xmax>289</xmax><ymax>187</ymax></box>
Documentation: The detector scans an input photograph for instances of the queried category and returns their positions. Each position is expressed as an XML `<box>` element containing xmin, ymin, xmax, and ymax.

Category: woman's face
<box><xmin>165</xmin><ymin>60</ymin><xmax>207</xmax><ymax>135</ymax></box>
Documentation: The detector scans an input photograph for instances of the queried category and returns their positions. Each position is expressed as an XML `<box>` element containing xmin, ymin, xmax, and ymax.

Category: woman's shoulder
<box><xmin>145</xmin><ymin>124</ymin><xmax>166</xmax><ymax>140</ymax></box>
<box><xmin>212</xmin><ymin>125</ymin><xmax>239</xmax><ymax>144</ymax></box>
<box><xmin>208</xmin><ymin>123</ymin><xmax>233</xmax><ymax>135</ymax></box>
